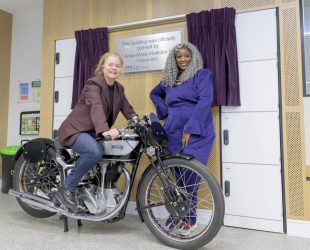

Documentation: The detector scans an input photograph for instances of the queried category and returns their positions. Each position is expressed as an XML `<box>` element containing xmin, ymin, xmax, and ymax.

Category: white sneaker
<box><xmin>176</xmin><ymin>223</ymin><xmax>197</xmax><ymax>236</ymax></box>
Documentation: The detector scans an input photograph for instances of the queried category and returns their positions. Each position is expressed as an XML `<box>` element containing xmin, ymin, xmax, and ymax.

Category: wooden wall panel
<box><xmin>219</xmin><ymin>0</ymin><xmax>277</xmax><ymax>10</ymax></box>
<box><xmin>279</xmin><ymin>4</ymin><xmax>307</xmax><ymax>220</ymax></box>
<box><xmin>0</xmin><ymin>10</ymin><xmax>12</xmax><ymax>178</ymax></box>
<box><xmin>93</xmin><ymin>0</ymin><xmax>149</xmax><ymax>27</ymax></box>
<box><xmin>40</xmin><ymin>40</ymin><xmax>55</xmax><ymax>138</ymax></box>
<box><xmin>152</xmin><ymin>0</ymin><xmax>216</xmax><ymax>18</ymax></box>
<box><xmin>43</xmin><ymin>0</ymin><xmax>92</xmax><ymax>40</ymax></box>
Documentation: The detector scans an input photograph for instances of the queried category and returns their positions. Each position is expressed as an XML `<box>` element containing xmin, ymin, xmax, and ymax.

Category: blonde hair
<box><xmin>94</xmin><ymin>52</ymin><xmax>124</xmax><ymax>76</ymax></box>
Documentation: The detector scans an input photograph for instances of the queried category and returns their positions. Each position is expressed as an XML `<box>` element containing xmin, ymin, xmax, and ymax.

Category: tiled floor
<box><xmin>1</xmin><ymin>192</ymin><xmax>310</xmax><ymax>250</ymax></box>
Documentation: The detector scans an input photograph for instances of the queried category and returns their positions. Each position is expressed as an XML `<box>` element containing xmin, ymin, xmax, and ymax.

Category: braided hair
<box><xmin>162</xmin><ymin>42</ymin><xmax>203</xmax><ymax>87</ymax></box>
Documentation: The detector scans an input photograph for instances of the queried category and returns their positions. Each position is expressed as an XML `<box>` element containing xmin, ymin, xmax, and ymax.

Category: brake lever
<box><xmin>103</xmin><ymin>135</ymin><xmax>112</xmax><ymax>141</ymax></box>
<box><xmin>96</xmin><ymin>135</ymin><xmax>112</xmax><ymax>141</ymax></box>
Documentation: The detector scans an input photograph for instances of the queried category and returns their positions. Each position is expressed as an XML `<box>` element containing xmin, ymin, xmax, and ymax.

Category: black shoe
<box><xmin>55</xmin><ymin>186</ymin><xmax>77</xmax><ymax>211</ymax></box>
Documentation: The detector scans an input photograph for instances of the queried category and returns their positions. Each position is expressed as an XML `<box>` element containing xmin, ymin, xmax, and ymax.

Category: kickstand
<box><xmin>59</xmin><ymin>215</ymin><xmax>69</xmax><ymax>232</ymax></box>
<box><xmin>59</xmin><ymin>215</ymin><xmax>82</xmax><ymax>232</ymax></box>
<box><xmin>77</xmin><ymin>219</ymin><xmax>82</xmax><ymax>227</ymax></box>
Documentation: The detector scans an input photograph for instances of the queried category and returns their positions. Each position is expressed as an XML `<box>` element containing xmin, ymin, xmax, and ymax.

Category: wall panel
<box><xmin>93</xmin><ymin>0</ymin><xmax>149</xmax><ymax>27</ymax></box>
<box><xmin>152</xmin><ymin>0</ymin><xmax>216</xmax><ymax>18</ymax></box>
<box><xmin>220</xmin><ymin>0</ymin><xmax>277</xmax><ymax>10</ymax></box>
<box><xmin>44</xmin><ymin>0</ymin><xmax>92</xmax><ymax>39</ymax></box>
<box><xmin>279</xmin><ymin>4</ymin><xmax>307</xmax><ymax>219</ymax></box>
<box><xmin>0</xmin><ymin>10</ymin><xmax>12</xmax><ymax>177</ymax></box>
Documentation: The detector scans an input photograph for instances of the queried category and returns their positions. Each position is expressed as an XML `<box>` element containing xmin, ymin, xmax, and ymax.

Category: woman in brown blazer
<box><xmin>56</xmin><ymin>52</ymin><xmax>137</xmax><ymax>210</ymax></box>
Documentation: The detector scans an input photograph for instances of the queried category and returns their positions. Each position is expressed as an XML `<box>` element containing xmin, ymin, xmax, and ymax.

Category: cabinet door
<box><xmin>222</xmin><ymin>60</ymin><xmax>279</xmax><ymax>113</ymax></box>
<box><xmin>222</xmin><ymin>112</ymin><xmax>280</xmax><ymax>165</ymax></box>
<box><xmin>222</xmin><ymin>163</ymin><xmax>283</xmax><ymax>232</ymax></box>
<box><xmin>236</xmin><ymin>8</ymin><xmax>277</xmax><ymax>62</ymax></box>
<box><xmin>54</xmin><ymin>77</ymin><xmax>73</xmax><ymax>116</ymax></box>
<box><xmin>55</xmin><ymin>38</ymin><xmax>76</xmax><ymax>78</ymax></box>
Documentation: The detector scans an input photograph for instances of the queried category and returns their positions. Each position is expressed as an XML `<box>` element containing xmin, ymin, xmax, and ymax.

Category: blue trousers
<box><xmin>174</xmin><ymin>168</ymin><xmax>201</xmax><ymax>225</ymax></box>
<box><xmin>173</xmin><ymin>137</ymin><xmax>214</xmax><ymax>225</ymax></box>
<box><xmin>64</xmin><ymin>132</ymin><xmax>104</xmax><ymax>192</ymax></box>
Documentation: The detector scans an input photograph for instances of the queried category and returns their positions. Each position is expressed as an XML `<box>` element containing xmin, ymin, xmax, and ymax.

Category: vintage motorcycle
<box><xmin>9</xmin><ymin>113</ymin><xmax>224</xmax><ymax>250</ymax></box>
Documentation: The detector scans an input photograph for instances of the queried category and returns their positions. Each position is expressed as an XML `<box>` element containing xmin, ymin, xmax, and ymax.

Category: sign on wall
<box><xmin>117</xmin><ymin>30</ymin><xmax>182</xmax><ymax>73</ymax></box>
<box><xmin>20</xmin><ymin>111</ymin><xmax>40</xmax><ymax>135</ymax></box>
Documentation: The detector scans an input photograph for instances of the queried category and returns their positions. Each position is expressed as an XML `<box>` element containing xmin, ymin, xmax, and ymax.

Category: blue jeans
<box><xmin>64</xmin><ymin>132</ymin><xmax>104</xmax><ymax>192</ymax></box>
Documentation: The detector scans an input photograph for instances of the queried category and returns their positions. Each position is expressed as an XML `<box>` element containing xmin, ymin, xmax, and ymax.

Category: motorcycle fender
<box><xmin>14</xmin><ymin>138</ymin><xmax>55</xmax><ymax>161</ymax></box>
<box><xmin>161</xmin><ymin>152</ymin><xmax>194</xmax><ymax>161</ymax></box>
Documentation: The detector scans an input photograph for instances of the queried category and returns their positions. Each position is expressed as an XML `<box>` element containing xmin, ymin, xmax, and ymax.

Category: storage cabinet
<box><xmin>53</xmin><ymin>38</ymin><xmax>76</xmax><ymax>136</ymax></box>
<box><xmin>221</xmin><ymin>8</ymin><xmax>283</xmax><ymax>232</ymax></box>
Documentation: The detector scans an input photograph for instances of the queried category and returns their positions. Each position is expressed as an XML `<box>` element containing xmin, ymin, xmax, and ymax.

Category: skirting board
<box><xmin>224</xmin><ymin>215</ymin><xmax>283</xmax><ymax>233</ymax></box>
<box><xmin>287</xmin><ymin>219</ymin><xmax>310</xmax><ymax>238</ymax></box>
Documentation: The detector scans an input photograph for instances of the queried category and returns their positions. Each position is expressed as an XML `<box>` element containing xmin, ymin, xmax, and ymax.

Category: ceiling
<box><xmin>0</xmin><ymin>0</ymin><xmax>43</xmax><ymax>15</ymax></box>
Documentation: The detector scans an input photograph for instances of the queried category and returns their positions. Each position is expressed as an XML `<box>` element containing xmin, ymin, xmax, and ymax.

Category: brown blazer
<box><xmin>57</xmin><ymin>74</ymin><xmax>136</xmax><ymax>146</ymax></box>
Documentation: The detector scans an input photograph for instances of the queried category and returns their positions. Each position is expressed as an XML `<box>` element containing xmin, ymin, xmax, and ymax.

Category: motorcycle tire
<box><xmin>138</xmin><ymin>157</ymin><xmax>224</xmax><ymax>250</ymax></box>
<box><xmin>13</xmin><ymin>147</ymin><xmax>61</xmax><ymax>218</ymax></box>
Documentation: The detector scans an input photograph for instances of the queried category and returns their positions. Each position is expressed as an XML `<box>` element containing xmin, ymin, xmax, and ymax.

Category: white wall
<box><xmin>304</xmin><ymin>99</ymin><xmax>310</xmax><ymax>165</ymax></box>
<box><xmin>7</xmin><ymin>7</ymin><xmax>43</xmax><ymax>145</ymax></box>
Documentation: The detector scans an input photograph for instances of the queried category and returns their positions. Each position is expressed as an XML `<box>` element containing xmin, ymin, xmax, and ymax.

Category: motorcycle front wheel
<box><xmin>138</xmin><ymin>158</ymin><xmax>224</xmax><ymax>250</ymax></box>
<box><xmin>13</xmin><ymin>147</ymin><xmax>61</xmax><ymax>218</ymax></box>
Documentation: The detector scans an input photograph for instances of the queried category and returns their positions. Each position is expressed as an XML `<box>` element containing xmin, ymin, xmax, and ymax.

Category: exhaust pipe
<box><xmin>9</xmin><ymin>189</ymin><xmax>59</xmax><ymax>213</ymax></box>
<box><xmin>8</xmin><ymin>179</ymin><xmax>131</xmax><ymax>221</ymax></box>
<box><xmin>8</xmin><ymin>189</ymin><xmax>114</xmax><ymax>221</ymax></box>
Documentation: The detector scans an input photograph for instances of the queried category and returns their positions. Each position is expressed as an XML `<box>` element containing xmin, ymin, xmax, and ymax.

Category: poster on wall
<box><xmin>30</xmin><ymin>80</ymin><xmax>41</xmax><ymax>102</ymax></box>
<box><xmin>19</xmin><ymin>82</ymin><xmax>29</xmax><ymax>101</ymax></box>
<box><xmin>117</xmin><ymin>30</ymin><xmax>182</xmax><ymax>73</ymax></box>
<box><xmin>20</xmin><ymin>111</ymin><xmax>40</xmax><ymax>135</ymax></box>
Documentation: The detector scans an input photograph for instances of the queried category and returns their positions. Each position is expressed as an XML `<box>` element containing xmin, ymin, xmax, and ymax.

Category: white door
<box><xmin>55</xmin><ymin>38</ymin><xmax>76</xmax><ymax>78</ymax></box>
<box><xmin>221</xmin><ymin>8</ymin><xmax>283</xmax><ymax>232</ymax></box>
<box><xmin>54</xmin><ymin>77</ymin><xmax>74</xmax><ymax>117</ymax></box>
<box><xmin>53</xmin><ymin>38</ymin><xmax>76</xmax><ymax>137</ymax></box>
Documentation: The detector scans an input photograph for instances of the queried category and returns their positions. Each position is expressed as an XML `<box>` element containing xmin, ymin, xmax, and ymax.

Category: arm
<box><xmin>183</xmin><ymin>69</ymin><xmax>213</xmax><ymax>137</ymax></box>
<box><xmin>84</xmin><ymin>81</ymin><xmax>109</xmax><ymax>134</ymax></box>
<box><xmin>150</xmin><ymin>83</ymin><xmax>168</xmax><ymax>120</ymax></box>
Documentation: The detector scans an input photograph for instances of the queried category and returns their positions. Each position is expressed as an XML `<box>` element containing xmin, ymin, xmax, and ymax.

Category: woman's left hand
<box><xmin>182</xmin><ymin>132</ymin><xmax>191</xmax><ymax>147</ymax></box>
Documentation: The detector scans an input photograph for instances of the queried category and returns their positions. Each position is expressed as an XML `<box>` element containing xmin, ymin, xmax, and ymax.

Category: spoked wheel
<box><xmin>14</xmin><ymin>147</ymin><xmax>62</xmax><ymax>218</ymax></box>
<box><xmin>138</xmin><ymin>158</ymin><xmax>224</xmax><ymax>250</ymax></box>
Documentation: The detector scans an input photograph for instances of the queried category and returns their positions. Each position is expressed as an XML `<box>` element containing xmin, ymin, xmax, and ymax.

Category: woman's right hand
<box><xmin>102</xmin><ymin>128</ymin><xmax>120</xmax><ymax>140</ymax></box>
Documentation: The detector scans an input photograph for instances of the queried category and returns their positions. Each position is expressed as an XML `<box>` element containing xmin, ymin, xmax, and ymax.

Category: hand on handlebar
<box><xmin>127</xmin><ymin>114</ymin><xmax>140</xmax><ymax>128</ymax></box>
<box><xmin>102</xmin><ymin>128</ymin><xmax>120</xmax><ymax>140</ymax></box>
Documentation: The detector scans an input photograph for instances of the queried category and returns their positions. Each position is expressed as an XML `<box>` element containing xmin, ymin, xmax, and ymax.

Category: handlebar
<box><xmin>97</xmin><ymin>113</ymin><xmax>150</xmax><ymax>141</ymax></box>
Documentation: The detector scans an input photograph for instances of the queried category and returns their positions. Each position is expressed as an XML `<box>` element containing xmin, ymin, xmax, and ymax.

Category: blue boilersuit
<box><xmin>150</xmin><ymin>68</ymin><xmax>215</xmax><ymax>225</ymax></box>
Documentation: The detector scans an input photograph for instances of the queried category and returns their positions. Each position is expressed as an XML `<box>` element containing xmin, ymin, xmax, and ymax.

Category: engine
<box><xmin>79</xmin><ymin>162</ymin><xmax>123</xmax><ymax>214</ymax></box>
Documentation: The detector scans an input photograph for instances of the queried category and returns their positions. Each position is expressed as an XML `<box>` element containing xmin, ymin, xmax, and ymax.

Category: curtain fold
<box><xmin>71</xmin><ymin>27</ymin><xmax>109</xmax><ymax>108</ymax></box>
<box><xmin>186</xmin><ymin>7</ymin><xmax>240</xmax><ymax>106</ymax></box>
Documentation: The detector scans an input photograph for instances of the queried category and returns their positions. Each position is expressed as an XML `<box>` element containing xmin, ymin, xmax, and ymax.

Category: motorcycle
<box><xmin>9</xmin><ymin>113</ymin><xmax>224</xmax><ymax>250</ymax></box>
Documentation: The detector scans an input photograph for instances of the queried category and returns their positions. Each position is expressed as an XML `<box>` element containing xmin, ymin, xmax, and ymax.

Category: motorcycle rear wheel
<box><xmin>13</xmin><ymin>147</ymin><xmax>61</xmax><ymax>218</ymax></box>
<box><xmin>138</xmin><ymin>158</ymin><xmax>224</xmax><ymax>250</ymax></box>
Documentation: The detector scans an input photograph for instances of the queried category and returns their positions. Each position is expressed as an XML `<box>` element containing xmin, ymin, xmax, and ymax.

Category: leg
<box><xmin>65</xmin><ymin>132</ymin><xmax>104</xmax><ymax>192</ymax></box>
<box><xmin>174</xmin><ymin>167</ymin><xmax>201</xmax><ymax>225</ymax></box>
<box><xmin>179</xmin><ymin>137</ymin><xmax>214</xmax><ymax>226</ymax></box>
<box><xmin>56</xmin><ymin>132</ymin><xmax>103</xmax><ymax>210</ymax></box>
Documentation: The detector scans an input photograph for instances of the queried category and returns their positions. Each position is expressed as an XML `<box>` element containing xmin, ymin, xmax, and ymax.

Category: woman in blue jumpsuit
<box><xmin>150</xmin><ymin>42</ymin><xmax>215</xmax><ymax>236</ymax></box>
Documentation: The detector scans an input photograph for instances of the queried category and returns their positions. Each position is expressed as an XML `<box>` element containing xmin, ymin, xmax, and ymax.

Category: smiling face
<box><xmin>102</xmin><ymin>56</ymin><xmax>122</xmax><ymax>84</ymax></box>
<box><xmin>176</xmin><ymin>47</ymin><xmax>192</xmax><ymax>72</ymax></box>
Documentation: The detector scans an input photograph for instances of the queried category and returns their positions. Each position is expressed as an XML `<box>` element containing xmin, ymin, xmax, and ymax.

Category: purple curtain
<box><xmin>186</xmin><ymin>7</ymin><xmax>240</xmax><ymax>106</ymax></box>
<box><xmin>71</xmin><ymin>27</ymin><xmax>109</xmax><ymax>108</ymax></box>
